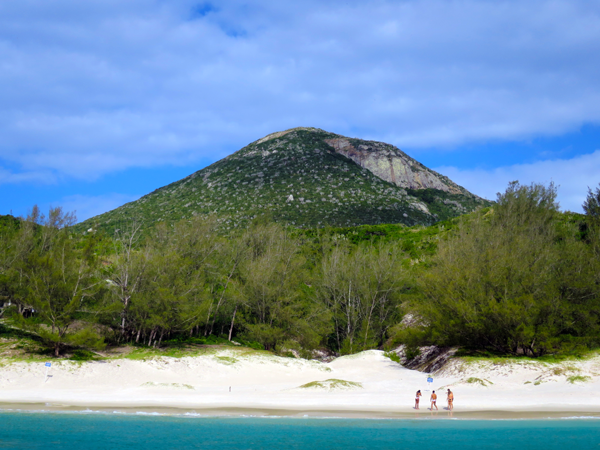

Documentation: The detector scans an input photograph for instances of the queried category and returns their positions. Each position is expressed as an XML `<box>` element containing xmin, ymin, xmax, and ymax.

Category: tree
<box><xmin>0</xmin><ymin>208</ymin><xmax>44</xmax><ymax>315</ymax></box>
<box><xmin>319</xmin><ymin>240</ymin><xmax>407</xmax><ymax>354</ymax></box>
<box><xmin>102</xmin><ymin>221</ymin><xmax>149</xmax><ymax>340</ymax></box>
<box><xmin>0</xmin><ymin>217</ymin><xmax>23</xmax><ymax>313</ymax></box>
<box><xmin>583</xmin><ymin>184</ymin><xmax>600</xmax><ymax>251</ymax></box>
<box><xmin>583</xmin><ymin>184</ymin><xmax>600</xmax><ymax>225</ymax></box>
<box><xmin>19</xmin><ymin>207</ymin><xmax>104</xmax><ymax>356</ymax></box>
<box><xmin>237</xmin><ymin>222</ymin><xmax>330</xmax><ymax>351</ymax></box>
<box><xmin>406</xmin><ymin>182</ymin><xmax>599</xmax><ymax>356</ymax></box>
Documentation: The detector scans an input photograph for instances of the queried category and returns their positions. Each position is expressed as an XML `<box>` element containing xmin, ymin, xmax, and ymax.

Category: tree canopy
<box><xmin>2</xmin><ymin>181</ymin><xmax>600</xmax><ymax>359</ymax></box>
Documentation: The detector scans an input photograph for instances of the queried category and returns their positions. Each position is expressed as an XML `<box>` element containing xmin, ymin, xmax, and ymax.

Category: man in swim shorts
<box><xmin>430</xmin><ymin>390</ymin><xmax>438</xmax><ymax>410</ymax></box>
<box><xmin>447</xmin><ymin>389</ymin><xmax>454</xmax><ymax>410</ymax></box>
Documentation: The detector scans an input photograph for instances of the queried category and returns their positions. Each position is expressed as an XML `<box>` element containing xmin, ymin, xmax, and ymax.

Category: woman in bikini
<box><xmin>447</xmin><ymin>389</ymin><xmax>454</xmax><ymax>410</ymax></box>
<box><xmin>415</xmin><ymin>390</ymin><xmax>422</xmax><ymax>409</ymax></box>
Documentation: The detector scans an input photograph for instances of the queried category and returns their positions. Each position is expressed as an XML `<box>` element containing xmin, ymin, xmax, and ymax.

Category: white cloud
<box><xmin>0</xmin><ymin>0</ymin><xmax>599</xmax><ymax>182</ymax></box>
<box><xmin>435</xmin><ymin>150</ymin><xmax>600</xmax><ymax>212</ymax></box>
<box><xmin>0</xmin><ymin>167</ymin><xmax>57</xmax><ymax>185</ymax></box>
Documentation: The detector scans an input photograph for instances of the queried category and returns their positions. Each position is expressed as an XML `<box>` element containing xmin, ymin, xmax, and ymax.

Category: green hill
<box><xmin>77</xmin><ymin>127</ymin><xmax>490</xmax><ymax>234</ymax></box>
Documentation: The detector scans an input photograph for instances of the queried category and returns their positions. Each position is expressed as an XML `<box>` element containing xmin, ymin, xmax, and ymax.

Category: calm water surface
<box><xmin>0</xmin><ymin>412</ymin><xmax>599</xmax><ymax>449</ymax></box>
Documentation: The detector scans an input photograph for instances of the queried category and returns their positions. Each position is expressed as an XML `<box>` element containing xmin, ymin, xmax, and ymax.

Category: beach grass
<box><xmin>116</xmin><ymin>345</ymin><xmax>220</xmax><ymax>361</ymax></box>
<box><xmin>215</xmin><ymin>356</ymin><xmax>238</xmax><ymax>365</ymax></box>
<box><xmin>566</xmin><ymin>375</ymin><xmax>591</xmax><ymax>384</ymax></box>
<box><xmin>298</xmin><ymin>379</ymin><xmax>363</xmax><ymax>390</ymax></box>
<box><xmin>455</xmin><ymin>349</ymin><xmax>600</xmax><ymax>365</ymax></box>
<box><xmin>141</xmin><ymin>382</ymin><xmax>195</xmax><ymax>390</ymax></box>
<box><xmin>551</xmin><ymin>365</ymin><xmax>579</xmax><ymax>376</ymax></box>
<box><xmin>464</xmin><ymin>377</ymin><xmax>493</xmax><ymax>387</ymax></box>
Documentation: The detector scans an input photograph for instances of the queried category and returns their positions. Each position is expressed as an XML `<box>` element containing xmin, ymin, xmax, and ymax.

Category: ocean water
<box><xmin>0</xmin><ymin>412</ymin><xmax>599</xmax><ymax>449</ymax></box>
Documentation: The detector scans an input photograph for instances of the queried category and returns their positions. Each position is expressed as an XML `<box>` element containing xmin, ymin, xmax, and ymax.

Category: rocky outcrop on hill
<box><xmin>324</xmin><ymin>137</ymin><xmax>470</xmax><ymax>196</ymax></box>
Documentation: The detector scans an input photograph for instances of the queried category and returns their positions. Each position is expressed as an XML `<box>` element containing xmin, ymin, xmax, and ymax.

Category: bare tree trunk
<box><xmin>148</xmin><ymin>328</ymin><xmax>156</xmax><ymax>346</ymax></box>
<box><xmin>209</xmin><ymin>266</ymin><xmax>237</xmax><ymax>335</ymax></box>
<box><xmin>334</xmin><ymin>314</ymin><xmax>341</xmax><ymax>351</ymax></box>
<box><xmin>363</xmin><ymin>295</ymin><xmax>378</xmax><ymax>348</ymax></box>
<box><xmin>120</xmin><ymin>296</ymin><xmax>130</xmax><ymax>335</ymax></box>
<box><xmin>346</xmin><ymin>281</ymin><xmax>352</xmax><ymax>341</ymax></box>
<box><xmin>204</xmin><ymin>303</ymin><xmax>213</xmax><ymax>336</ymax></box>
<box><xmin>228</xmin><ymin>306</ymin><xmax>237</xmax><ymax>341</ymax></box>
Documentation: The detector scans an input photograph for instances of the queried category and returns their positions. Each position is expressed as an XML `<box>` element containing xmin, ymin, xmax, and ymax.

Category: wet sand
<box><xmin>2</xmin><ymin>402</ymin><xmax>600</xmax><ymax>420</ymax></box>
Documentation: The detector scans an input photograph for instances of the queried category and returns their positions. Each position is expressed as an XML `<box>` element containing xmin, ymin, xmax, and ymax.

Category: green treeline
<box><xmin>0</xmin><ymin>208</ymin><xmax>408</xmax><ymax>357</ymax></box>
<box><xmin>395</xmin><ymin>182</ymin><xmax>600</xmax><ymax>357</ymax></box>
<box><xmin>1</xmin><ymin>182</ymin><xmax>600</xmax><ymax>359</ymax></box>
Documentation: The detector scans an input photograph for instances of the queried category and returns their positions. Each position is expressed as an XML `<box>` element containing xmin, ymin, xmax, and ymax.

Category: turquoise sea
<box><xmin>0</xmin><ymin>412</ymin><xmax>599</xmax><ymax>449</ymax></box>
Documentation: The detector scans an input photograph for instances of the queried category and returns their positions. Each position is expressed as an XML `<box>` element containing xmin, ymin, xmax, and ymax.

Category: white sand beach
<box><xmin>1</xmin><ymin>349</ymin><xmax>599</xmax><ymax>418</ymax></box>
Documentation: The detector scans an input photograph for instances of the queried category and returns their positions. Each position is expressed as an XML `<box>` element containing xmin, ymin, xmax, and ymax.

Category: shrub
<box><xmin>405</xmin><ymin>345</ymin><xmax>421</xmax><ymax>361</ymax></box>
<box><xmin>383</xmin><ymin>351</ymin><xmax>401</xmax><ymax>363</ymax></box>
<box><xmin>69</xmin><ymin>349</ymin><xmax>98</xmax><ymax>361</ymax></box>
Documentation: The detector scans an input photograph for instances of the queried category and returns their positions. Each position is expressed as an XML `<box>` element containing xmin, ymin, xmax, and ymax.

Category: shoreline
<box><xmin>2</xmin><ymin>402</ymin><xmax>600</xmax><ymax>420</ymax></box>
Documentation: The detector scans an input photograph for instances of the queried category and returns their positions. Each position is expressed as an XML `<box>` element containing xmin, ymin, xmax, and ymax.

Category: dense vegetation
<box><xmin>1</xmin><ymin>182</ymin><xmax>599</xmax><ymax>359</ymax></box>
<box><xmin>405</xmin><ymin>188</ymin><xmax>489</xmax><ymax>222</ymax></box>
<box><xmin>75</xmin><ymin>128</ymin><xmax>489</xmax><ymax>235</ymax></box>
<box><xmin>393</xmin><ymin>182</ymin><xmax>600</xmax><ymax>357</ymax></box>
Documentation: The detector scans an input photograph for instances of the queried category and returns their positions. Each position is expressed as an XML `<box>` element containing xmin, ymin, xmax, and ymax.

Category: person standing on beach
<box><xmin>430</xmin><ymin>391</ymin><xmax>438</xmax><ymax>410</ymax></box>
<box><xmin>415</xmin><ymin>390</ymin><xmax>422</xmax><ymax>409</ymax></box>
<box><xmin>447</xmin><ymin>389</ymin><xmax>454</xmax><ymax>411</ymax></box>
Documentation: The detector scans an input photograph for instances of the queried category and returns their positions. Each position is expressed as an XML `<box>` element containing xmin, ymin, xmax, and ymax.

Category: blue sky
<box><xmin>1</xmin><ymin>0</ymin><xmax>600</xmax><ymax>221</ymax></box>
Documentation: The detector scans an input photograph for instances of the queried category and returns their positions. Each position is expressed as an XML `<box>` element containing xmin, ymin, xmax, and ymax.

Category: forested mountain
<box><xmin>77</xmin><ymin>128</ymin><xmax>490</xmax><ymax>234</ymax></box>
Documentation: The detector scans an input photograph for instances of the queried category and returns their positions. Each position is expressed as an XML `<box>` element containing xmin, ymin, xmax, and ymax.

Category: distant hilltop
<box><xmin>77</xmin><ymin>127</ymin><xmax>490</xmax><ymax>233</ymax></box>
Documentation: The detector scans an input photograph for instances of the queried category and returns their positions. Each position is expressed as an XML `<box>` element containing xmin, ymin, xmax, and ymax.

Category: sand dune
<box><xmin>1</xmin><ymin>349</ymin><xmax>599</xmax><ymax>418</ymax></box>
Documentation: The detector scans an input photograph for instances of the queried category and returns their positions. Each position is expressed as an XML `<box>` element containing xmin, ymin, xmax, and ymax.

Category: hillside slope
<box><xmin>78</xmin><ymin>128</ymin><xmax>489</xmax><ymax>234</ymax></box>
